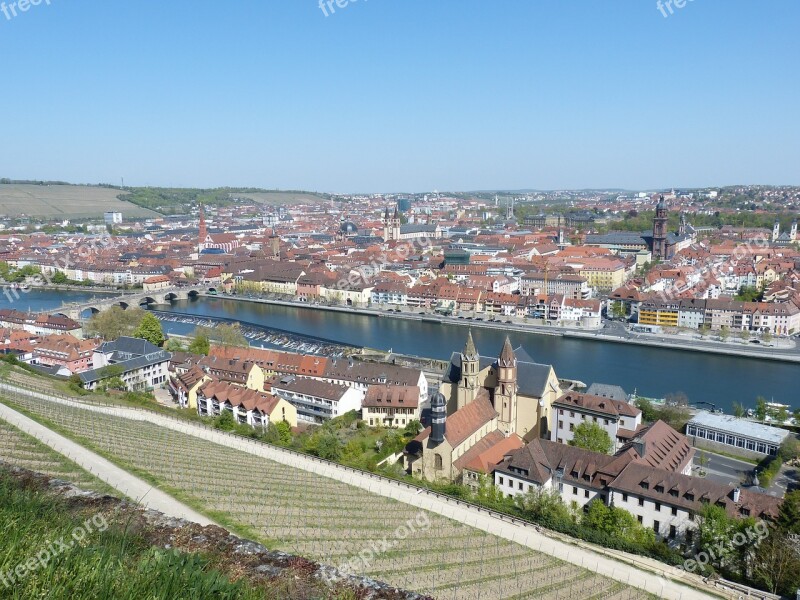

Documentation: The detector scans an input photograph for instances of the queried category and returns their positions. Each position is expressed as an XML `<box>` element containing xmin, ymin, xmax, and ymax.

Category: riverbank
<box><xmin>198</xmin><ymin>294</ymin><xmax>800</xmax><ymax>364</ymax></box>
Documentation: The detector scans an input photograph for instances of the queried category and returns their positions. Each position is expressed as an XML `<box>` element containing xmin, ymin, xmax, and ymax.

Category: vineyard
<box><xmin>0</xmin><ymin>418</ymin><xmax>114</xmax><ymax>494</ymax></box>
<box><xmin>0</xmin><ymin>391</ymin><xmax>652</xmax><ymax>600</ymax></box>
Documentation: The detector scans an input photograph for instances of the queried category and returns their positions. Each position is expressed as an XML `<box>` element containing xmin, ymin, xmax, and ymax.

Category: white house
<box><xmin>551</xmin><ymin>392</ymin><xmax>642</xmax><ymax>450</ymax></box>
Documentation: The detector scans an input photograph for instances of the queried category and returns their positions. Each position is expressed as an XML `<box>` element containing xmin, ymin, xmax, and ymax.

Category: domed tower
<box><xmin>457</xmin><ymin>330</ymin><xmax>480</xmax><ymax>410</ymax></box>
<box><xmin>652</xmin><ymin>196</ymin><xmax>668</xmax><ymax>261</ymax></box>
<box><xmin>430</xmin><ymin>391</ymin><xmax>447</xmax><ymax>444</ymax></box>
<box><xmin>495</xmin><ymin>336</ymin><xmax>518</xmax><ymax>434</ymax></box>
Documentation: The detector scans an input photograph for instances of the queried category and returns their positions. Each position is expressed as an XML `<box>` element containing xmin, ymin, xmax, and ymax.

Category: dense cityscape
<box><xmin>1</xmin><ymin>2</ymin><xmax>798</xmax><ymax>599</ymax></box>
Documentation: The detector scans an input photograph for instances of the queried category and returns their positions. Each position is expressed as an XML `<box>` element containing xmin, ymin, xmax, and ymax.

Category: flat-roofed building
<box><xmin>686</xmin><ymin>412</ymin><xmax>791</xmax><ymax>458</ymax></box>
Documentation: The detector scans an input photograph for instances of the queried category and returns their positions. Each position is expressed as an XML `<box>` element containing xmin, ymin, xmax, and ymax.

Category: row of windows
<box><xmin>686</xmin><ymin>425</ymin><xmax>777</xmax><ymax>454</ymax></box>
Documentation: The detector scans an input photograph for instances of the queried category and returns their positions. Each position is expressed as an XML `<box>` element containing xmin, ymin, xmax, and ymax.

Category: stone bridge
<box><xmin>59</xmin><ymin>286</ymin><xmax>215</xmax><ymax>321</ymax></box>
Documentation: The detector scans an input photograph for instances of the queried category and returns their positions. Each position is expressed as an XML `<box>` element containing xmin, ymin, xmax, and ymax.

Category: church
<box><xmin>405</xmin><ymin>332</ymin><xmax>562</xmax><ymax>482</ymax></box>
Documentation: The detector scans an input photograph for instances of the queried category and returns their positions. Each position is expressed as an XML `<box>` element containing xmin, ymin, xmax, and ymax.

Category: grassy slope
<box><xmin>0</xmin><ymin>184</ymin><xmax>157</xmax><ymax>219</ymax></box>
<box><xmin>0</xmin><ymin>471</ymin><xmax>363</xmax><ymax>600</ymax></box>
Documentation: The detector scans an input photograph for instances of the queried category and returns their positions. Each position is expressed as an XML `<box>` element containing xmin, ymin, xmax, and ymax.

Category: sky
<box><xmin>0</xmin><ymin>0</ymin><xmax>798</xmax><ymax>193</ymax></box>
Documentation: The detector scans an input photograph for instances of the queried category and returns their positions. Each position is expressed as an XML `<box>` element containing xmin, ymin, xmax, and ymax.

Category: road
<box><xmin>694</xmin><ymin>451</ymin><xmax>753</xmax><ymax>487</ymax></box>
<box><xmin>0</xmin><ymin>401</ymin><xmax>217</xmax><ymax>526</ymax></box>
<box><xmin>0</xmin><ymin>381</ymin><xmax>729</xmax><ymax>600</ymax></box>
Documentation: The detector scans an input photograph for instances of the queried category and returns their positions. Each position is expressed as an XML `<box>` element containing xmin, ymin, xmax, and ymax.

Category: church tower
<box><xmin>773</xmin><ymin>219</ymin><xmax>781</xmax><ymax>242</ymax></box>
<box><xmin>791</xmin><ymin>219</ymin><xmax>797</xmax><ymax>242</ymax></box>
<box><xmin>383</xmin><ymin>206</ymin><xmax>401</xmax><ymax>241</ymax></box>
<box><xmin>198</xmin><ymin>204</ymin><xmax>208</xmax><ymax>253</ymax></box>
<box><xmin>457</xmin><ymin>330</ymin><xmax>480</xmax><ymax>410</ymax></box>
<box><xmin>652</xmin><ymin>196</ymin><xmax>668</xmax><ymax>261</ymax></box>
<box><xmin>495</xmin><ymin>336</ymin><xmax>518</xmax><ymax>434</ymax></box>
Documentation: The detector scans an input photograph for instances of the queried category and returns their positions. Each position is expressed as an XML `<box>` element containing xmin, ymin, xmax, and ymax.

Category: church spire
<box><xmin>499</xmin><ymin>336</ymin><xmax>516</xmax><ymax>367</ymax></box>
<box><xmin>463</xmin><ymin>330</ymin><xmax>478</xmax><ymax>360</ymax></box>
<box><xmin>198</xmin><ymin>203</ymin><xmax>207</xmax><ymax>252</ymax></box>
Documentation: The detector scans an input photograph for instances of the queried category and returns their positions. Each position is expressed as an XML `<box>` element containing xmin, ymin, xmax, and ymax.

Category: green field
<box><xmin>0</xmin><ymin>184</ymin><xmax>158</xmax><ymax>220</ymax></box>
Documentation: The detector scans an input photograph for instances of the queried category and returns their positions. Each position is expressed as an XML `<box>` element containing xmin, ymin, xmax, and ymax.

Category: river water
<box><xmin>10</xmin><ymin>289</ymin><xmax>797</xmax><ymax>412</ymax></box>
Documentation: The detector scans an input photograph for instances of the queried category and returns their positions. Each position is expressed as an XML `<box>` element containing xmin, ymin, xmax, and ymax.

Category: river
<box><xmin>8</xmin><ymin>290</ymin><xmax>797</xmax><ymax>412</ymax></box>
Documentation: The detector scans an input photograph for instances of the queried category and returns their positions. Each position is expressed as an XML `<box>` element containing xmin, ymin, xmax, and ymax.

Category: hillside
<box><xmin>0</xmin><ymin>464</ymin><xmax>428</xmax><ymax>600</ymax></box>
<box><xmin>0</xmin><ymin>184</ymin><xmax>158</xmax><ymax>220</ymax></box>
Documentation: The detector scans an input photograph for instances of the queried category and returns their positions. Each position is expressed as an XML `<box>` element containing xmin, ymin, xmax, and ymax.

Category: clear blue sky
<box><xmin>1</xmin><ymin>1</ymin><xmax>797</xmax><ymax>192</ymax></box>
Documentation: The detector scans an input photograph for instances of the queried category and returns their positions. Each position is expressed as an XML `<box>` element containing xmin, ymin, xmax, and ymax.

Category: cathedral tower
<box><xmin>495</xmin><ymin>336</ymin><xmax>518</xmax><ymax>434</ymax></box>
<box><xmin>457</xmin><ymin>330</ymin><xmax>480</xmax><ymax>410</ymax></box>
<box><xmin>652</xmin><ymin>196</ymin><xmax>668</xmax><ymax>261</ymax></box>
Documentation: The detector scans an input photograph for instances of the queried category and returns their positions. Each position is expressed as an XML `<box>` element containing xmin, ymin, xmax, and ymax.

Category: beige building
<box><xmin>361</xmin><ymin>384</ymin><xmax>421</xmax><ymax>428</ymax></box>
<box><xmin>405</xmin><ymin>332</ymin><xmax>561</xmax><ymax>482</ymax></box>
<box><xmin>440</xmin><ymin>333</ymin><xmax>560</xmax><ymax>441</ymax></box>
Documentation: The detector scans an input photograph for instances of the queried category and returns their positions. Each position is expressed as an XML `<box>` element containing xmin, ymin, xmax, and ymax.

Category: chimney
<box><xmin>732</xmin><ymin>487</ymin><xmax>741</xmax><ymax>503</ymax></box>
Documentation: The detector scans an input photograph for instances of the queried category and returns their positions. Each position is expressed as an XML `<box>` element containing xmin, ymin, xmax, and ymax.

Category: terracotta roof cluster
<box><xmin>33</xmin><ymin>334</ymin><xmax>99</xmax><ymax>361</ymax></box>
<box><xmin>453</xmin><ymin>430</ymin><xmax>524</xmax><ymax>474</ymax></box>
<box><xmin>209</xmin><ymin>345</ymin><xmax>327</xmax><ymax>377</ymax></box>
<box><xmin>199</xmin><ymin>380</ymin><xmax>280</xmax><ymax>414</ymax></box>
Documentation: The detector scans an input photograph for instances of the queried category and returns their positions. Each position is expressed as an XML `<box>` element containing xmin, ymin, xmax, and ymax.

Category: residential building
<box><xmin>550</xmin><ymin>392</ymin><xmax>642</xmax><ymax>450</ymax></box>
<box><xmin>361</xmin><ymin>384</ymin><xmax>421</xmax><ymax>428</ymax></box>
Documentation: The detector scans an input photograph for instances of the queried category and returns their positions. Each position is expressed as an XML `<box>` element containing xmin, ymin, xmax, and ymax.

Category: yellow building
<box><xmin>638</xmin><ymin>301</ymin><xmax>680</xmax><ymax>326</ymax></box>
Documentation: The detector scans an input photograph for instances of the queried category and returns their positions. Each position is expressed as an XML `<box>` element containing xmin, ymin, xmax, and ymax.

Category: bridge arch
<box><xmin>164</xmin><ymin>292</ymin><xmax>179</xmax><ymax>302</ymax></box>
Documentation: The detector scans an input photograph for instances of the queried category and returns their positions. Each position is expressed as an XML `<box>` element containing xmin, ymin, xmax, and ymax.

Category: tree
<box><xmin>214</xmin><ymin>323</ymin><xmax>249</xmax><ymax>347</ymax></box>
<box><xmin>761</xmin><ymin>329</ymin><xmax>773</xmax><ymax>344</ymax></box>
<box><xmin>739</xmin><ymin>330</ymin><xmax>750</xmax><ymax>343</ymax></box>
<box><xmin>756</xmin><ymin>396</ymin><xmax>768</xmax><ymax>421</ymax></box>
<box><xmin>776</xmin><ymin>490</ymin><xmax>800</xmax><ymax>534</ymax></box>
<box><xmin>634</xmin><ymin>397</ymin><xmax>658</xmax><ymax>422</ymax></box>
<box><xmin>403</xmin><ymin>419</ymin><xmax>422</xmax><ymax>437</ymax></box>
<box><xmin>214</xmin><ymin>410</ymin><xmax>236</xmax><ymax>431</ymax></box>
<box><xmin>85</xmin><ymin>306</ymin><xmax>146</xmax><ymax>340</ymax></box>
<box><xmin>51</xmin><ymin>271</ymin><xmax>69</xmax><ymax>284</ymax></box>
<box><xmin>698</xmin><ymin>324</ymin><xmax>710</xmax><ymax>338</ymax></box>
<box><xmin>719</xmin><ymin>325</ymin><xmax>729</xmax><ymax>342</ymax></box>
<box><xmin>188</xmin><ymin>328</ymin><xmax>211</xmax><ymax>355</ymax></box>
<box><xmin>732</xmin><ymin>402</ymin><xmax>746</xmax><ymax>418</ymax></box>
<box><xmin>751</xmin><ymin>531</ymin><xmax>800</xmax><ymax>595</ymax></box>
<box><xmin>314</xmin><ymin>433</ymin><xmax>342</xmax><ymax>461</ymax></box>
<box><xmin>516</xmin><ymin>486</ymin><xmax>572</xmax><ymax>523</ymax></box>
<box><xmin>569</xmin><ymin>421</ymin><xmax>613</xmax><ymax>454</ymax></box>
<box><xmin>698</xmin><ymin>504</ymin><xmax>736</xmax><ymax>569</ymax></box>
<box><xmin>582</xmin><ymin>501</ymin><xmax>655</xmax><ymax>545</ymax></box>
<box><xmin>164</xmin><ymin>338</ymin><xmax>186</xmax><ymax>352</ymax></box>
<box><xmin>611</xmin><ymin>301</ymin><xmax>626</xmax><ymax>320</ymax></box>
<box><xmin>133</xmin><ymin>312</ymin><xmax>165</xmax><ymax>347</ymax></box>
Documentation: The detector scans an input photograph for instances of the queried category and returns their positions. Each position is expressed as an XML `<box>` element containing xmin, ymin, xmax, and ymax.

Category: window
<box><xmin>559</xmin><ymin>420</ymin><xmax>564</xmax><ymax>430</ymax></box>
<box><xmin>573</xmin><ymin>486</ymin><xmax>578</xmax><ymax>495</ymax></box>
<box><xmin>434</xmin><ymin>454</ymin><xmax>443</xmax><ymax>470</ymax></box>
<box><xmin>622</xmin><ymin>493</ymin><xmax>628</xmax><ymax>502</ymax></box>
<box><xmin>569</xmin><ymin>424</ymin><xmax>574</xmax><ymax>432</ymax></box>
<box><xmin>637</xmin><ymin>515</ymin><xmax>643</xmax><ymax>524</ymax></box>
<box><xmin>498</xmin><ymin>477</ymin><xmax>504</xmax><ymax>485</ymax></box>
<box><xmin>671</xmin><ymin>507</ymin><xmax>678</xmax><ymax>516</ymax></box>
<box><xmin>584</xmin><ymin>490</ymin><xmax>589</xmax><ymax>498</ymax></box>
<box><xmin>669</xmin><ymin>525</ymin><xmax>676</xmax><ymax>539</ymax></box>
<box><xmin>518</xmin><ymin>482</ymin><xmax>523</xmax><ymax>491</ymax></box>
<box><xmin>638</xmin><ymin>498</ymin><xmax>644</xmax><ymax>507</ymax></box>
<box><xmin>569</xmin><ymin>411</ymin><xmax>574</xmax><ymax>418</ymax></box>
<box><xmin>655</xmin><ymin>502</ymin><xmax>661</xmax><ymax>511</ymax></box>
<box><xmin>653</xmin><ymin>521</ymin><xmax>660</xmax><ymax>534</ymax></box>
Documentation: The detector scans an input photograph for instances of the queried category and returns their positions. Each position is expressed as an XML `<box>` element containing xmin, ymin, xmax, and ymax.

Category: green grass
<box><xmin>0</xmin><ymin>473</ymin><xmax>263</xmax><ymax>600</ymax></box>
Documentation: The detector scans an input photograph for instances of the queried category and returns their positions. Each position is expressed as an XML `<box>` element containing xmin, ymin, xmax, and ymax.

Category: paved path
<box><xmin>0</xmin><ymin>383</ymin><xmax>727</xmax><ymax>600</ymax></box>
<box><xmin>0</xmin><ymin>401</ymin><xmax>216</xmax><ymax>526</ymax></box>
